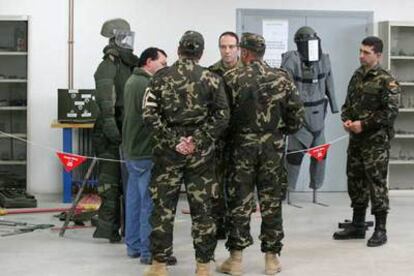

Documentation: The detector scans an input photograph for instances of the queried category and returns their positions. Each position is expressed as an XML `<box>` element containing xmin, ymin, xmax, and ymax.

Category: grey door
<box><xmin>237</xmin><ymin>9</ymin><xmax>373</xmax><ymax>191</ymax></box>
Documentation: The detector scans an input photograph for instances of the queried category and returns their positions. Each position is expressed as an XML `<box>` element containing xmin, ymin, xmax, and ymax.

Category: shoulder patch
<box><xmin>384</xmin><ymin>77</ymin><xmax>401</xmax><ymax>94</ymax></box>
<box><xmin>387</xmin><ymin>80</ymin><xmax>399</xmax><ymax>89</ymax></box>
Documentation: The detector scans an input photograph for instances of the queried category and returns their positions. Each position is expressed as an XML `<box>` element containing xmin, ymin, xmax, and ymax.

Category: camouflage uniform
<box><xmin>224</xmin><ymin>33</ymin><xmax>304</xmax><ymax>254</ymax></box>
<box><xmin>341</xmin><ymin>64</ymin><xmax>400</xmax><ymax>214</ymax></box>
<box><xmin>208</xmin><ymin>59</ymin><xmax>243</xmax><ymax>237</ymax></box>
<box><xmin>143</xmin><ymin>31</ymin><xmax>229</xmax><ymax>264</ymax></box>
<box><xmin>92</xmin><ymin>43</ymin><xmax>138</xmax><ymax>240</ymax></box>
<box><xmin>209</xmin><ymin>59</ymin><xmax>243</xmax><ymax>79</ymax></box>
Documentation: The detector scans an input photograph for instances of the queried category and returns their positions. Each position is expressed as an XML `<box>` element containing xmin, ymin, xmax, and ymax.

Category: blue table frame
<box><xmin>62</xmin><ymin>128</ymin><xmax>72</xmax><ymax>203</ymax></box>
<box><xmin>52</xmin><ymin>120</ymin><xmax>94</xmax><ymax>203</ymax></box>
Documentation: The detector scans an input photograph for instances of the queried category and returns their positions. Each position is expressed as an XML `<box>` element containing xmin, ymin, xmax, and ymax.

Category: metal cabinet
<box><xmin>379</xmin><ymin>21</ymin><xmax>414</xmax><ymax>189</ymax></box>
<box><xmin>0</xmin><ymin>16</ymin><xmax>28</xmax><ymax>190</ymax></box>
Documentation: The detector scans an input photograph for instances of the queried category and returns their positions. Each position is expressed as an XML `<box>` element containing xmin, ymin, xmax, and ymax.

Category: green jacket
<box><xmin>341</xmin><ymin>64</ymin><xmax>400</xmax><ymax>141</ymax></box>
<box><xmin>122</xmin><ymin>68</ymin><xmax>153</xmax><ymax>160</ymax></box>
<box><xmin>93</xmin><ymin>45</ymin><xmax>138</xmax><ymax>144</ymax></box>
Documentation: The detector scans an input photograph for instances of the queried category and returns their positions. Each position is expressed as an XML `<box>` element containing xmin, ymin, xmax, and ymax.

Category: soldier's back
<box><xmin>225</xmin><ymin>60</ymin><xmax>296</xmax><ymax>134</ymax></box>
<box><xmin>153</xmin><ymin>58</ymin><xmax>221</xmax><ymax>127</ymax></box>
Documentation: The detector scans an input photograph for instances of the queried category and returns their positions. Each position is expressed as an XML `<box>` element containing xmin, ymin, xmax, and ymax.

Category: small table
<box><xmin>51</xmin><ymin>120</ymin><xmax>94</xmax><ymax>203</ymax></box>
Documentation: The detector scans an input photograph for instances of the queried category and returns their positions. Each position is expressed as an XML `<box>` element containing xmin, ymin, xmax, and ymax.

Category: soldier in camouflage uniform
<box><xmin>333</xmin><ymin>36</ymin><xmax>400</xmax><ymax>247</ymax></box>
<box><xmin>208</xmin><ymin>31</ymin><xmax>243</xmax><ymax>240</ymax></box>
<box><xmin>218</xmin><ymin>33</ymin><xmax>304</xmax><ymax>275</ymax></box>
<box><xmin>92</xmin><ymin>18</ymin><xmax>138</xmax><ymax>242</ymax></box>
<box><xmin>142</xmin><ymin>31</ymin><xmax>229</xmax><ymax>276</ymax></box>
<box><xmin>209</xmin><ymin>31</ymin><xmax>243</xmax><ymax>77</ymax></box>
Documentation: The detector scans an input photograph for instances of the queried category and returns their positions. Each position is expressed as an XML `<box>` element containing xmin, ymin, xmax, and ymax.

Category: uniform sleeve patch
<box><xmin>387</xmin><ymin>80</ymin><xmax>398</xmax><ymax>89</ymax></box>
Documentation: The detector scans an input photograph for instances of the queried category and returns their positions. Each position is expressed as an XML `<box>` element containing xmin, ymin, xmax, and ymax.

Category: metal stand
<box><xmin>312</xmin><ymin>188</ymin><xmax>329</xmax><ymax>207</ymax></box>
<box><xmin>286</xmin><ymin>190</ymin><xmax>303</xmax><ymax>208</ymax></box>
<box><xmin>59</xmin><ymin>158</ymin><xmax>97</xmax><ymax>237</ymax></box>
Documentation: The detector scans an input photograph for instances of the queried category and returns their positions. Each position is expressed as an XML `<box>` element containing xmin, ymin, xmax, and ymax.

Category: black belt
<box><xmin>293</xmin><ymin>73</ymin><xmax>326</xmax><ymax>84</ymax></box>
<box><xmin>303</xmin><ymin>98</ymin><xmax>326</xmax><ymax>107</ymax></box>
<box><xmin>236</xmin><ymin>130</ymin><xmax>282</xmax><ymax>135</ymax></box>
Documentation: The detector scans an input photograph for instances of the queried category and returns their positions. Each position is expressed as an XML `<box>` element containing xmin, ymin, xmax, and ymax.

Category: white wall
<box><xmin>0</xmin><ymin>0</ymin><xmax>413</xmax><ymax>194</ymax></box>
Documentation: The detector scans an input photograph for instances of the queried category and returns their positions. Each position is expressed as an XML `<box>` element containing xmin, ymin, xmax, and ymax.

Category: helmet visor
<box><xmin>114</xmin><ymin>30</ymin><xmax>135</xmax><ymax>50</ymax></box>
<box><xmin>308</xmin><ymin>39</ymin><xmax>319</xmax><ymax>62</ymax></box>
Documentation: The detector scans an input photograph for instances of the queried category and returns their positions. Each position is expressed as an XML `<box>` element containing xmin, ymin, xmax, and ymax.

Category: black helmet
<box><xmin>294</xmin><ymin>26</ymin><xmax>322</xmax><ymax>62</ymax></box>
<box><xmin>294</xmin><ymin>26</ymin><xmax>319</xmax><ymax>43</ymax></box>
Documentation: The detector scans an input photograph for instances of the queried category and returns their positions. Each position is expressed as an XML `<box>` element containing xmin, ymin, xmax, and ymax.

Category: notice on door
<box><xmin>262</xmin><ymin>20</ymin><xmax>288</xmax><ymax>68</ymax></box>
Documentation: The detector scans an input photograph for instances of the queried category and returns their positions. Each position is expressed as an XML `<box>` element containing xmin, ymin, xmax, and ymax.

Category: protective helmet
<box><xmin>100</xmin><ymin>18</ymin><xmax>130</xmax><ymax>38</ymax></box>
<box><xmin>294</xmin><ymin>26</ymin><xmax>321</xmax><ymax>62</ymax></box>
<box><xmin>294</xmin><ymin>26</ymin><xmax>319</xmax><ymax>43</ymax></box>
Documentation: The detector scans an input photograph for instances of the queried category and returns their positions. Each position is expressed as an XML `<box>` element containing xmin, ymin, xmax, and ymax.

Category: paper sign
<box><xmin>308</xmin><ymin>39</ymin><xmax>319</xmax><ymax>62</ymax></box>
<box><xmin>262</xmin><ymin>20</ymin><xmax>289</xmax><ymax>67</ymax></box>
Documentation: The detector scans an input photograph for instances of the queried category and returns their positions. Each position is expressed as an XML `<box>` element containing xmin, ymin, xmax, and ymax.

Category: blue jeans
<box><xmin>125</xmin><ymin>159</ymin><xmax>153</xmax><ymax>258</ymax></box>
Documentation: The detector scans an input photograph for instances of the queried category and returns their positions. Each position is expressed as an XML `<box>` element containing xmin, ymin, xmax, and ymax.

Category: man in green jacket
<box><xmin>123</xmin><ymin>47</ymin><xmax>176</xmax><ymax>265</ymax></box>
<box><xmin>92</xmin><ymin>18</ymin><xmax>138</xmax><ymax>242</ymax></box>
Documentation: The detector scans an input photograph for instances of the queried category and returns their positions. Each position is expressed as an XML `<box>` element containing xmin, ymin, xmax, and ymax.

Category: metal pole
<box><xmin>68</xmin><ymin>0</ymin><xmax>74</xmax><ymax>89</ymax></box>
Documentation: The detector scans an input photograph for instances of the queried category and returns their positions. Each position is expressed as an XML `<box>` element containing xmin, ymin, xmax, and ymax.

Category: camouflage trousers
<box><xmin>347</xmin><ymin>140</ymin><xmax>390</xmax><ymax>214</ymax></box>
<box><xmin>93</xmin><ymin>132</ymin><xmax>121</xmax><ymax>237</ymax></box>
<box><xmin>226</xmin><ymin>133</ymin><xmax>284</xmax><ymax>254</ymax></box>
<box><xmin>211</xmin><ymin>141</ymin><xmax>228</xmax><ymax>231</ymax></box>
<box><xmin>149</xmin><ymin>147</ymin><xmax>217</xmax><ymax>263</ymax></box>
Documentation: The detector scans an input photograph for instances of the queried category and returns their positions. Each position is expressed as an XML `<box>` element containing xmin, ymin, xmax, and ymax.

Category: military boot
<box><xmin>333</xmin><ymin>208</ymin><xmax>366</xmax><ymax>240</ymax></box>
<box><xmin>196</xmin><ymin>262</ymin><xmax>211</xmax><ymax>276</ymax></box>
<box><xmin>217</xmin><ymin>250</ymin><xmax>242</xmax><ymax>275</ymax></box>
<box><xmin>144</xmin><ymin>260</ymin><xmax>168</xmax><ymax>276</ymax></box>
<box><xmin>265</xmin><ymin>252</ymin><xmax>281</xmax><ymax>275</ymax></box>
<box><xmin>367</xmin><ymin>212</ymin><xmax>387</xmax><ymax>247</ymax></box>
<box><xmin>93</xmin><ymin>222</ymin><xmax>122</xmax><ymax>243</ymax></box>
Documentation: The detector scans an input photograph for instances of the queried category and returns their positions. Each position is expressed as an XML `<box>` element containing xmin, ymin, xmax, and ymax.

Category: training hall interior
<box><xmin>0</xmin><ymin>0</ymin><xmax>414</xmax><ymax>275</ymax></box>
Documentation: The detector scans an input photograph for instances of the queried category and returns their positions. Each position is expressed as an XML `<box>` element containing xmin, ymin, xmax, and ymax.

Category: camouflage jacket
<box><xmin>224</xmin><ymin>60</ymin><xmax>304</xmax><ymax>141</ymax></box>
<box><xmin>341</xmin><ymin>64</ymin><xmax>400</xmax><ymax>141</ymax></box>
<box><xmin>142</xmin><ymin>57</ymin><xmax>230</xmax><ymax>151</ymax></box>
<box><xmin>93</xmin><ymin>45</ymin><xmax>138</xmax><ymax>144</ymax></box>
<box><xmin>208</xmin><ymin>59</ymin><xmax>243</xmax><ymax>78</ymax></box>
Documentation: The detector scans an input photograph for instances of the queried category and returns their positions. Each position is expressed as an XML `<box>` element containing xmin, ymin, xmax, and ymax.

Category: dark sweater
<box><xmin>122</xmin><ymin>67</ymin><xmax>153</xmax><ymax>160</ymax></box>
